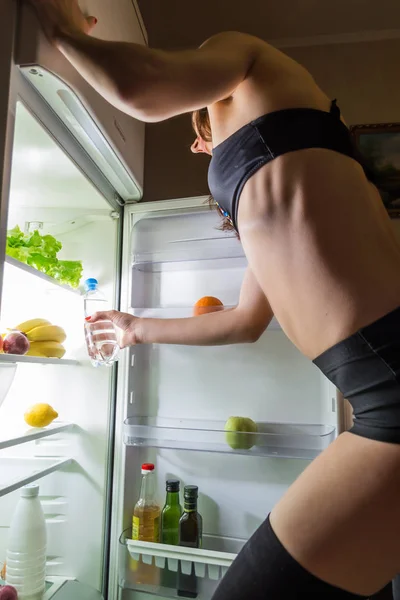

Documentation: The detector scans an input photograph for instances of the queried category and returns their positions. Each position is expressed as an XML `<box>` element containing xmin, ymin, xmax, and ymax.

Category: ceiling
<box><xmin>136</xmin><ymin>0</ymin><xmax>400</xmax><ymax>49</ymax></box>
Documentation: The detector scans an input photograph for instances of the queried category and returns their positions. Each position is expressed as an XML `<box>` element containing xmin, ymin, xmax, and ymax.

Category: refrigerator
<box><xmin>0</xmin><ymin>1</ymin><xmax>359</xmax><ymax>599</ymax></box>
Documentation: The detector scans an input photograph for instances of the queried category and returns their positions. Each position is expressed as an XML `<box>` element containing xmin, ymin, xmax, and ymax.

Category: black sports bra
<box><xmin>207</xmin><ymin>100</ymin><xmax>367</xmax><ymax>231</ymax></box>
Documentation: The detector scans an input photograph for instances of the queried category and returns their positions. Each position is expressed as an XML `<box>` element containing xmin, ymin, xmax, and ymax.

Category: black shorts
<box><xmin>313</xmin><ymin>305</ymin><xmax>400</xmax><ymax>443</ymax></box>
<box><xmin>211</xmin><ymin>515</ymin><xmax>368</xmax><ymax>599</ymax></box>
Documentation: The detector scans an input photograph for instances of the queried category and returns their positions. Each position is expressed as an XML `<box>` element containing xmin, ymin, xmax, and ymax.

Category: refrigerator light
<box><xmin>20</xmin><ymin>66</ymin><xmax>141</xmax><ymax>201</ymax></box>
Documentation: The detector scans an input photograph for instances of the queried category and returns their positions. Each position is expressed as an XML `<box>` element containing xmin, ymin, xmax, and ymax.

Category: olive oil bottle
<box><xmin>161</xmin><ymin>479</ymin><xmax>182</xmax><ymax>545</ymax></box>
<box><xmin>178</xmin><ymin>485</ymin><xmax>203</xmax><ymax>598</ymax></box>
<box><xmin>161</xmin><ymin>479</ymin><xmax>182</xmax><ymax>590</ymax></box>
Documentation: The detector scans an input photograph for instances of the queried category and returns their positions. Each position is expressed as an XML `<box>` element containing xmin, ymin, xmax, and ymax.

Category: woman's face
<box><xmin>190</xmin><ymin>126</ymin><xmax>212</xmax><ymax>156</ymax></box>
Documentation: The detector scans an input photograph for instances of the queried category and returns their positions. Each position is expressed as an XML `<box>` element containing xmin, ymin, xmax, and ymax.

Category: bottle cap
<box><xmin>166</xmin><ymin>479</ymin><xmax>180</xmax><ymax>492</ymax></box>
<box><xmin>141</xmin><ymin>463</ymin><xmax>155</xmax><ymax>474</ymax></box>
<box><xmin>184</xmin><ymin>485</ymin><xmax>198</xmax><ymax>499</ymax></box>
<box><xmin>21</xmin><ymin>484</ymin><xmax>39</xmax><ymax>498</ymax></box>
<box><xmin>84</xmin><ymin>278</ymin><xmax>98</xmax><ymax>291</ymax></box>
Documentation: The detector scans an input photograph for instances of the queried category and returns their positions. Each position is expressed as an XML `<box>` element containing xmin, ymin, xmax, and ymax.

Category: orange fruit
<box><xmin>193</xmin><ymin>296</ymin><xmax>224</xmax><ymax>316</ymax></box>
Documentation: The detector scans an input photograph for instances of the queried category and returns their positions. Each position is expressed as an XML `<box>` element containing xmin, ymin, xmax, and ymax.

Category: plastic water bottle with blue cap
<box><xmin>83</xmin><ymin>278</ymin><xmax>119</xmax><ymax>367</ymax></box>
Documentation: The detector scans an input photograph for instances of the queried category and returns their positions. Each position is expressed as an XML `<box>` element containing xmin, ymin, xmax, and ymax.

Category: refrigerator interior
<box><xmin>0</xmin><ymin>98</ymin><xmax>119</xmax><ymax>595</ymax></box>
<box><xmin>114</xmin><ymin>204</ymin><xmax>340</xmax><ymax>599</ymax></box>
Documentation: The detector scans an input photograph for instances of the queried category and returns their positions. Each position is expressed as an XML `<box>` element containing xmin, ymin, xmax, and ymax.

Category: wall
<box><xmin>143</xmin><ymin>113</ymin><xmax>210</xmax><ymax>202</ymax></box>
<box><xmin>289</xmin><ymin>38</ymin><xmax>400</xmax><ymax>124</ymax></box>
<box><xmin>142</xmin><ymin>38</ymin><xmax>400</xmax><ymax>202</ymax></box>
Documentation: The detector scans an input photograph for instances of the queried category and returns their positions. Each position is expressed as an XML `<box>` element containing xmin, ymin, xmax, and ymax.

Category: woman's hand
<box><xmin>87</xmin><ymin>310</ymin><xmax>142</xmax><ymax>349</ymax></box>
<box><xmin>27</xmin><ymin>0</ymin><xmax>97</xmax><ymax>42</ymax></box>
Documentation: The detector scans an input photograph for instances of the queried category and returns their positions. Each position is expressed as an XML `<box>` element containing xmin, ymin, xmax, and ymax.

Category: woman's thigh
<box><xmin>270</xmin><ymin>432</ymin><xmax>400</xmax><ymax>595</ymax></box>
<box><xmin>212</xmin><ymin>432</ymin><xmax>400</xmax><ymax>599</ymax></box>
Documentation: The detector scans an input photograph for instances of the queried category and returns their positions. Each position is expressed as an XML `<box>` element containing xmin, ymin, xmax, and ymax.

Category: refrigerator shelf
<box><xmin>0</xmin><ymin>576</ymin><xmax>69</xmax><ymax>599</ymax></box>
<box><xmin>132</xmin><ymin>229</ymin><xmax>245</xmax><ymax>273</ymax></box>
<box><xmin>0</xmin><ymin>421</ymin><xmax>74</xmax><ymax>451</ymax></box>
<box><xmin>0</xmin><ymin>354</ymin><xmax>79</xmax><ymax>366</ymax></box>
<box><xmin>133</xmin><ymin>254</ymin><xmax>247</xmax><ymax>273</ymax></box>
<box><xmin>43</xmin><ymin>577</ymin><xmax>73</xmax><ymax>599</ymax></box>
<box><xmin>123</xmin><ymin>417</ymin><xmax>336</xmax><ymax>459</ymax></box>
<box><xmin>0</xmin><ymin>457</ymin><xmax>73</xmax><ymax>498</ymax></box>
<box><xmin>0</xmin><ymin>577</ymin><xmax>105</xmax><ymax>599</ymax></box>
<box><xmin>43</xmin><ymin>578</ymin><xmax>104</xmax><ymax>599</ymax></box>
<box><xmin>5</xmin><ymin>256</ymin><xmax>81</xmax><ymax>294</ymax></box>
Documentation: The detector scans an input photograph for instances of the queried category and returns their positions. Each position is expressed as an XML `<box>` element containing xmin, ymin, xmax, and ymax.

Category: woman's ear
<box><xmin>85</xmin><ymin>16</ymin><xmax>98</xmax><ymax>34</ymax></box>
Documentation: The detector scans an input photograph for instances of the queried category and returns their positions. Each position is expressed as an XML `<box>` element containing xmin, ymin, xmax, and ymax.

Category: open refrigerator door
<box><xmin>0</xmin><ymin>1</ymin><xmax>146</xmax><ymax>598</ymax></box>
<box><xmin>109</xmin><ymin>200</ymin><xmax>342</xmax><ymax>600</ymax></box>
<box><xmin>0</xmin><ymin>86</ymin><xmax>120</xmax><ymax>599</ymax></box>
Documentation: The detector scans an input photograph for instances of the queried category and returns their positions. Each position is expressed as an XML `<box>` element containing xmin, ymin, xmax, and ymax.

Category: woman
<box><xmin>28</xmin><ymin>1</ymin><xmax>400</xmax><ymax>598</ymax></box>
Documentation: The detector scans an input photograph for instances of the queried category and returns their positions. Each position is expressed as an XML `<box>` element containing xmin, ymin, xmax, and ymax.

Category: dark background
<box><xmin>136</xmin><ymin>0</ymin><xmax>400</xmax><ymax>203</ymax></box>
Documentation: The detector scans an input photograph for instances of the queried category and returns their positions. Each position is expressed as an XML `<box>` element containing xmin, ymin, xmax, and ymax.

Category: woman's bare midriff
<box><xmin>237</xmin><ymin>148</ymin><xmax>400</xmax><ymax>359</ymax></box>
<box><xmin>207</xmin><ymin>42</ymin><xmax>400</xmax><ymax>358</ymax></box>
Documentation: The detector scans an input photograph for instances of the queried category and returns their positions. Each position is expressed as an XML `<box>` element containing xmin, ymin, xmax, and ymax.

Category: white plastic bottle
<box><xmin>83</xmin><ymin>278</ymin><xmax>119</xmax><ymax>367</ymax></box>
<box><xmin>6</xmin><ymin>485</ymin><xmax>47</xmax><ymax>599</ymax></box>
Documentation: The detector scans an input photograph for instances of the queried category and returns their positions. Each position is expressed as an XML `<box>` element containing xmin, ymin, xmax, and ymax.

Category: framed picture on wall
<box><xmin>350</xmin><ymin>122</ymin><xmax>400</xmax><ymax>218</ymax></box>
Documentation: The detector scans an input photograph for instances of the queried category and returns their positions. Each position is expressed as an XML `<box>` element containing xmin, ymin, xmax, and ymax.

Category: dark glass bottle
<box><xmin>161</xmin><ymin>479</ymin><xmax>182</xmax><ymax>545</ymax></box>
<box><xmin>178</xmin><ymin>485</ymin><xmax>203</xmax><ymax>598</ymax></box>
<box><xmin>161</xmin><ymin>480</ymin><xmax>182</xmax><ymax>590</ymax></box>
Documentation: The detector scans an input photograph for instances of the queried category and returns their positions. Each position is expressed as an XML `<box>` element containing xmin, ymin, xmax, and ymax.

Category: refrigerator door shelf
<box><xmin>120</xmin><ymin>529</ymin><xmax>245</xmax><ymax>597</ymax></box>
<box><xmin>123</xmin><ymin>417</ymin><xmax>336</xmax><ymax>460</ymax></box>
<box><xmin>127</xmin><ymin>540</ymin><xmax>236</xmax><ymax>576</ymax></box>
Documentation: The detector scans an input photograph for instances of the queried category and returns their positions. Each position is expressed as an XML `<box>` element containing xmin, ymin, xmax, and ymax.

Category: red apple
<box><xmin>0</xmin><ymin>335</ymin><xmax>3</xmax><ymax>353</ymax></box>
<box><xmin>3</xmin><ymin>331</ymin><xmax>30</xmax><ymax>355</ymax></box>
<box><xmin>0</xmin><ymin>586</ymin><xmax>18</xmax><ymax>600</ymax></box>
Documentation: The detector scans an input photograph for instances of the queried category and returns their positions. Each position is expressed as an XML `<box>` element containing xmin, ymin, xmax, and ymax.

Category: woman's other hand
<box><xmin>27</xmin><ymin>0</ymin><xmax>97</xmax><ymax>42</ymax></box>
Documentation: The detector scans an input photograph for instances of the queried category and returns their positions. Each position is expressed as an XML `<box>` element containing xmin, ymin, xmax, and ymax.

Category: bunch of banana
<box><xmin>13</xmin><ymin>318</ymin><xmax>67</xmax><ymax>359</ymax></box>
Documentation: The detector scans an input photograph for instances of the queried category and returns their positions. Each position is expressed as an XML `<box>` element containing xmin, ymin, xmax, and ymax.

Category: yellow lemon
<box><xmin>24</xmin><ymin>404</ymin><xmax>58</xmax><ymax>428</ymax></box>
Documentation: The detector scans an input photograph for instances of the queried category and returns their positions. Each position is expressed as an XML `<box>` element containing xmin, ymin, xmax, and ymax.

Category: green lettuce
<box><xmin>6</xmin><ymin>225</ymin><xmax>83</xmax><ymax>289</ymax></box>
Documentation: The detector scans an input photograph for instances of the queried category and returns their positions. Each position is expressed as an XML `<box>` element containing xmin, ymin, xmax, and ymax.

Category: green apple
<box><xmin>224</xmin><ymin>416</ymin><xmax>258</xmax><ymax>450</ymax></box>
